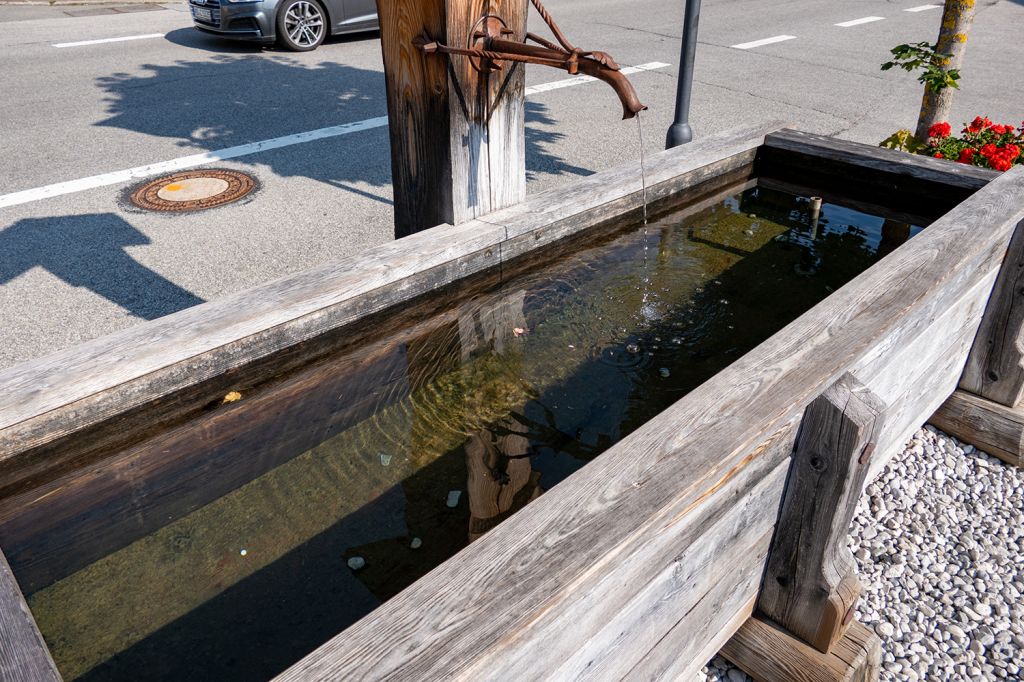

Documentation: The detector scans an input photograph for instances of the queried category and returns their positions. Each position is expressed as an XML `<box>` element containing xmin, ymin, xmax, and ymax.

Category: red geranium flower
<box><xmin>1005</xmin><ymin>144</ymin><xmax>1021</xmax><ymax>160</ymax></box>
<box><xmin>991</xmin><ymin>124</ymin><xmax>1010</xmax><ymax>135</ymax></box>
<box><xmin>928</xmin><ymin>122</ymin><xmax>952</xmax><ymax>138</ymax></box>
<box><xmin>967</xmin><ymin>116</ymin><xmax>993</xmax><ymax>133</ymax></box>
<box><xmin>934</xmin><ymin>152</ymin><xmax>944</xmax><ymax>159</ymax></box>
<box><xmin>980</xmin><ymin>143</ymin><xmax>999</xmax><ymax>158</ymax></box>
<box><xmin>958</xmin><ymin>148</ymin><xmax>975</xmax><ymax>164</ymax></box>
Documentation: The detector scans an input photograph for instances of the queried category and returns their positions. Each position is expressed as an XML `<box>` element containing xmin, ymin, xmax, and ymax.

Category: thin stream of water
<box><xmin>636</xmin><ymin>111</ymin><xmax>649</xmax><ymax>226</ymax></box>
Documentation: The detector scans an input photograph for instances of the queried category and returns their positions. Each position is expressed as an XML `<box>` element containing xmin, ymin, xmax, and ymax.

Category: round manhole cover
<box><xmin>129</xmin><ymin>169</ymin><xmax>257</xmax><ymax>212</ymax></box>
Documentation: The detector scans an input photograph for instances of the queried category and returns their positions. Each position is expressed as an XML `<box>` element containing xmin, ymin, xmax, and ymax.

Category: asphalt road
<box><xmin>1</xmin><ymin>0</ymin><xmax>1022</xmax><ymax>369</ymax></box>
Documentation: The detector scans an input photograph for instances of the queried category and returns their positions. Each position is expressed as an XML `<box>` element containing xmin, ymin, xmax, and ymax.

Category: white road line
<box><xmin>835</xmin><ymin>16</ymin><xmax>885</xmax><ymax>27</ymax></box>
<box><xmin>53</xmin><ymin>33</ymin><xmax>166</xmax><ymax>48</ymax></box>
<box><xmin>0</xmin><ymin>62</ymin><xmax>670</xmax><ymax>210</ymax></box>
<box><xmin>731</xmin><ymin>35</ymin><xmax>797</xmax><ymax>50</ymax></box>
<box><xmin>526</xmin><ymin>62</ymin><xmax>670</xmax><ymax>94</ymax></box>
<box><xmin>904</xmin><ymin>4</ymin><xmax>941</xmax><ymax>12</ymax></box>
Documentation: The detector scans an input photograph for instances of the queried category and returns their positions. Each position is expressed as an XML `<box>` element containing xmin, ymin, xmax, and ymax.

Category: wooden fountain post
<box><xmin>375</xmin><ymin>0</ymin><xmax>528</xmax><ymax>238</ymax></box>
<box><xmin>723</xmin><ymin>374</ymin><xmax>884</xmax><ymax>681</ymax></box>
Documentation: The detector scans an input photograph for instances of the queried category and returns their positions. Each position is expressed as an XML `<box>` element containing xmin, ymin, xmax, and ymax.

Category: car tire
<box><xmin>276</xmin><ymin>0</ymin><xmax>327</xmax><ymax>51</ymax></box>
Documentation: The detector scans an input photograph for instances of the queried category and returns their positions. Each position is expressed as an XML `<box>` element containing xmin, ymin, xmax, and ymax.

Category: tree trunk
<box><xmin>915</xmin><ymin>0</ymin><xmax>976</xmax><ymax>140</ymax></box>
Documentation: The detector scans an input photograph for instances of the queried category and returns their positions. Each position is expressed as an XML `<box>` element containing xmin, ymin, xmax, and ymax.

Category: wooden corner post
<box><xmin>724</xmin><ymin>373</ymin><xmax>884</xmax><ymax>681</ymax></box>
<box><xmin>375</xmin><ymin>0</ymin><xmax>528</xmax><ymax>238</ymax></box>
<box><xmin>932</xmin><ymin>219</ymin><xmax>1024</xmax><ymax>467</ymax></box>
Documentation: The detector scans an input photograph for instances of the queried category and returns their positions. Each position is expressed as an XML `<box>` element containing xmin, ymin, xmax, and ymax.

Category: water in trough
<box><xmin>2</xmin><ymin>184</ymin><xmax>923</xmax><ymax>681</ymax></box>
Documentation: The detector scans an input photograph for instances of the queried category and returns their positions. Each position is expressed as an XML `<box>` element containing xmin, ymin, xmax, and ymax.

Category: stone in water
<box><xmin>447</xmin><ymin>490</ymin><xmax>462</xmax><ymax>508</ymax></box>
<box><xmin>347</xmin><ymin>556</ymin><xmax>366</xmax><ymax>571</ymax></box>
<box><xmin>410</xmin><ymin>537</ymin><xmax>423</xmax><ymax>550</ymax></box>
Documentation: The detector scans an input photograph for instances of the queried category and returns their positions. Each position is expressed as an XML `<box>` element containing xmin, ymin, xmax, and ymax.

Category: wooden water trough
<box><xmin>1</xmin><ymin>124</ymin><xmax>1022</xmax><ymax>682</ymax></box>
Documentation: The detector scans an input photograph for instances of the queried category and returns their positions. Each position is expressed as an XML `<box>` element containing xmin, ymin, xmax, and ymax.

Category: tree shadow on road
<box><xmin>0</xmin><ymin>214</ymin><xmax>205</xmax><ymax>320</ymax></box>
<box><xmin>94</xmin><ymin>36</ymin><xmax>594</xmax><ymax>213</ymax></box>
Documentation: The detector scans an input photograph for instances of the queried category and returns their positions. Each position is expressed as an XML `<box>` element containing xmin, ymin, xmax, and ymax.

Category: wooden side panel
<box><xmin>961</xmin><ymin>220</ymin><xmax>1024</xmax><ymax>407</ymax></box>
<box><xmin>0</xmin><ymin>550</ymin><xmax>59</xmax><ymax>682</ymax></box>
<box><xmin>850</xmin><ymin>271</ymin><xmax>999</xmax><ymax>481</ymax></box>
<box><xmin>473</xmin><ymin>429</ymin><xmax>794</xmax><ymax>681</ymax></box>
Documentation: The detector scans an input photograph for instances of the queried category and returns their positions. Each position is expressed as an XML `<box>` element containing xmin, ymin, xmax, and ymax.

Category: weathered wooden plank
<box><xmin>474</xmin><ymin>433</ymin><xmax>794</xmax><ymax>681</ymax></box>
<box><xmin>276</xmin><ymin>170</ymin><xmax>1024</xmax><ymax>680</ymax></box>
<box><xmin>960</xmin><ymin>220</ymin><xmax>1024</xmax><ymax>407</ymax></box>
<box><xmin>722</xmin><ymin>615</ymin><xmax>881</xmax><ymax>682</ymax></box>
<box><xmin>930</xmin><ymin>390</ymin><xmax>1024</xmax><ymax>467</ymax></box>
<box><xmin>0</xmin><ymin>549</ymin><xmax>59</xmax><ymax>682</ymax></box>
<box><xmin>762</xmin><ymin>128</ymin><xmax>997</xmax><ymax>191</ymax></box>
<box><xmin>849</xmin><ymin>272</ymin><xmax>998</xmax><ymax>479</ymax></box>
<box><xmin>759</xmin><ymin>374</ymin><xmax>884</xmax><ymax>654</ymax></box>
<box><xmin>0</xmin><ymin>123</ymin><xmax>782</xmax><ymax>470</ymax></box>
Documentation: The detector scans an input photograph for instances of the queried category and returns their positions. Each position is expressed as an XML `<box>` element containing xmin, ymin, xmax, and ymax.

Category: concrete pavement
<box><xmin>1</xmin><ymin>0</ymin><xmax>1022</xmax><ymax>369</ymax></box>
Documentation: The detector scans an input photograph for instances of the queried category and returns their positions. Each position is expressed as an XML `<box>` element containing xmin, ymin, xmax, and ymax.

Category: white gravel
<box><xmin>698</xmin><ymin>426</ymin><xmax>1024</xmax><ymax>682</ymax></box>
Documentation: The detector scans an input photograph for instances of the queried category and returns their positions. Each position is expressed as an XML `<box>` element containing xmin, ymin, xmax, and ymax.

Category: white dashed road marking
<box><xmin>731</xmin><ymin>35</ymin><xmax>797</xmax><ymax>50</ymax></box>
<box><xmin>835</xmin><ymin>16</ymin><xmax>885</xmax><ymax>27</ymax></box>
<box><xmin>0</xmin><ymin>63</ymin><xmax>670</xmax><ymax>210</ymax></box>
<box><xmin>525</xmin><ymin>62</ymin><xmax>670</xmax><ymax>95</ymax></box>
<box><xmin>904</xmin><ymin>4</ymin><xmax>941</xmax><ymax>12</ymax></box>
<box><xmin>53</xmin><ymin>33</ymin><xmax>167</xmax><ymax>48</ymax></box>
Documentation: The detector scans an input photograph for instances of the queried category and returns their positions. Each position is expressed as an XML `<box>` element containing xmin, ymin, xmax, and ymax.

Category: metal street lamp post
<box><xmin>666</xmin><ymin>0</ymin><xmax>702</xmax><ymax>148</ymax></box>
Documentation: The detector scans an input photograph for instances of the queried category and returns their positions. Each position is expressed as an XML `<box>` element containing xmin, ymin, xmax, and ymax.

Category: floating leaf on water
<box><xmin>410</xmin><ymin>537</ymin><xmax>423</xmax><ymax>550</ymax></box>
<box><xmin>379</xmin><ymin>453</ymin><xmax>392</xmax><ymax>466</ymax></box>
<box><xmin>239</xmin><ymin>549</ymin><xmax>248</xmax><ymax>557</ymax></box>
<box><xmin>659</xmin><ymin>368</ymin><xmax>671</xmax><ymax>378</ymax></box>
<box><xmin>222</xmin><ymin>391</ymin><xmax>242</xmax><ymax>404</ymax></box>
<box><xmin>347</xmin><ymin>556</ymin><xmax>366</xmax><ymax>571</ymax></box>
<box><xmin>446</xmin><ymin>490</ymin><xmax>462</xmax><ymax>508</ymax></box>
<box><xmin>626</xmin><ymin>343</ymin><xmax>640</xmax><ymax>354</ymax></box>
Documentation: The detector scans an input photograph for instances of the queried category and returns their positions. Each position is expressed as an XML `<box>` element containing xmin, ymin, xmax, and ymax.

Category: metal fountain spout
<box><xmin>414</xmin><ymin>0</ymin><xmax>647</xmax><ymax>120</ymax></box>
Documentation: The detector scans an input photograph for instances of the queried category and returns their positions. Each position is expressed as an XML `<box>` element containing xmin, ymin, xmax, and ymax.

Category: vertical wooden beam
<box><xmin>0</xmin><ymin>549</ymin><xmax>60</xmax><ymax>682</ymax></box>
<box><xmin>759</xmin><ymin>373</ymin><xmax>884</xmax><ymax>654</ymax></box>
<box><xmin>375</xmin><ymin>0</ymin><xmax>527</xmax><ymax>238</ymax></box>
<box><xmin>960</xmin><ymin>220</ymin><xmax>1024</xmax><ymax>407</ymax></box>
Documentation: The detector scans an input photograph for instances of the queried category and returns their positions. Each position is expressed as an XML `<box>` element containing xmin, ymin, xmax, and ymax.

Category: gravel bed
<box><xmin>698</xmin><ymin>426</ymin><xmax>1024</xmax><ymax>682</ymax></box>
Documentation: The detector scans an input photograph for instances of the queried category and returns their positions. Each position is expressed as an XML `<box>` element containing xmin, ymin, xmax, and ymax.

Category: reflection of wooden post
<box><xmin>725</xmin><ymin>373</ymin><xmax>884</xmax><ymax>681</ymax></box>
<box><xmin>375</xmin><ymin>0</ymin><xmax>527</xmax><ymax>238</ymax></box>
<box><xmin>933</xmin><ymin>220</ymin><xmax>1024</xmax><ymax>468</ymax></box>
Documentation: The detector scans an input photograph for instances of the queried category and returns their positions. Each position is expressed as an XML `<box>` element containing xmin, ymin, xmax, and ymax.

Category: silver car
<box><xmin>190</xmin><ymin>0</ymin><xmax>377</xmax><ymax>51</ymax></box>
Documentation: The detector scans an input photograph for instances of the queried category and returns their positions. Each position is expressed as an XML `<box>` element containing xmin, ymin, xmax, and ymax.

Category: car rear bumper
<box><xmin>190</xmin><ymin>0</ymin><xmax>275</xmax><ymax>43</ymax></box>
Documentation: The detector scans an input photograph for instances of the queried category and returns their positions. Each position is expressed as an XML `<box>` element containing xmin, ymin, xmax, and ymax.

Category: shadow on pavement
<box><xmin>0</xmin><ymin>214</ymin><xmax>205</xmax><ymax>320</ymax></box>
<box><xmin>94</xmin><ymin>41</ymin><xmax>593</xmax><ymax>215</ymax></box>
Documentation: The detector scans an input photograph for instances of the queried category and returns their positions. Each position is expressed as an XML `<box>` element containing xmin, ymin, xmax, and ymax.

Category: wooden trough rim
<box><xmin>0</xmin><ymin>127</ymin><xmax>1016</xmax><ymax>681</ymax></box>
<box><xmin>0</xmin><ymin>122</ymin><xmax>784</xmax><ymax>461</ymax></box>
<box><xmin>270</xmin><ymin>164</ymin><xmax>1021</xmax><ymax>678</ymax></box>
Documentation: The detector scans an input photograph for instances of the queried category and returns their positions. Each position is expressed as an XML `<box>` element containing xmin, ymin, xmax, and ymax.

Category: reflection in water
<box><xmin>0</xmin><ymin>185</ymin><xmax>921</xmax><ymax>681</ymax></box>
<box><xmin>466</xmin><ymin>415</ymin><xmax>544</xmax><ymax>542</ymax></box>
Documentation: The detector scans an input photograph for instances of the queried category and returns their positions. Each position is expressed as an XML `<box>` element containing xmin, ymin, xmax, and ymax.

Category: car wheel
<box><xmin>276</xmin><ymin>0</ymin><xmax>326</xmax><ymax>51</ymax></box>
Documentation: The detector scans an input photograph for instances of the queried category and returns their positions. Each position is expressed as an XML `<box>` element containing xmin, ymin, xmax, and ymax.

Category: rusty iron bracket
<box><xmin>413</xmin><ymin>0</ymin><xmax>647</xmax><ymax>120</ymax></box>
